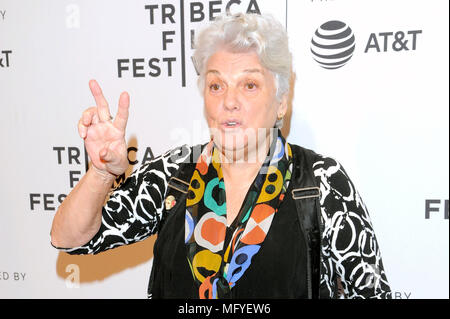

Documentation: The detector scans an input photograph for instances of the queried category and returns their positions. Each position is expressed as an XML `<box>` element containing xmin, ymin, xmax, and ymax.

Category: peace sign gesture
<box><xmin>78</xmin><ymin>80</ymin><xmax>130</xmax><ymax>178</ymax></box>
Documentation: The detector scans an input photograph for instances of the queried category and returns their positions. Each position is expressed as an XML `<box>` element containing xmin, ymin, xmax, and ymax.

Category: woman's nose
<box><xmin>223</xmin><ymin>87</ymin><xmax>240</xmax><ymax>111</ymax></box>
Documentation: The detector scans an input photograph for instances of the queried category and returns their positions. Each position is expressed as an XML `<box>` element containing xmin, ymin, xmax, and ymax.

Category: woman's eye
<box><xmin>245</xmin><ymin>82</ymin><xmax>258</xmax><ymax>90</ymax></box>
<box><xmin>209</xmin><ymin>83</ymin><xmax>221</xmax><ymax>91</ymax></box>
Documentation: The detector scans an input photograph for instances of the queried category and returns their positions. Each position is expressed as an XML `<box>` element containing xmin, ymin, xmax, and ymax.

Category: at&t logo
<box><xmin>0</xmin><ymin>50</ymin><xmax>12</xmax><ymax>68</ymax></box>
<box><xmin>311</xmin><ymin>19</ymin><xmax>423</xmax><ymax>70</ymax></box>
<box><xmin>311</xmin><ymin>20</ymin><xmax>356</xmax><ymax>70</ymax></box>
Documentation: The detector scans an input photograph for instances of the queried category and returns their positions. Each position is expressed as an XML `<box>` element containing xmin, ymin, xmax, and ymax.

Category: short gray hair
<box><xmin>193</xmin><ymin>13</ymin><xmax>292</xmax><ymax>102</ymax></box>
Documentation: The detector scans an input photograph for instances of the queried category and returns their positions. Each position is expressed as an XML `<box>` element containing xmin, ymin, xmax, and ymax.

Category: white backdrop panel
<box><xmin>0</xmin><ymin>0</ymin><xmax>448</xmax><ymax>298</ymax></box>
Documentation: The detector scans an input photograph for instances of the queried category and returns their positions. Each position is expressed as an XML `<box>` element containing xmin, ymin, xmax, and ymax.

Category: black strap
<box><xmin>148</xmin><ymin>145</ymin><xmax>202</xmax><ymax>298</ymax></box>
<box><xmin>157</xmin><ymin>145</ymin><xmax>203</xmax><ymax>232</ymax></box>
<box><xmin>290</xmin><ymin>144</ymin><xmax>322</xmax><ymax>299</ymax></box>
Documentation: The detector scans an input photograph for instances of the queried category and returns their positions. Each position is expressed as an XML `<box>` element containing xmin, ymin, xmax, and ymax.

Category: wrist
<box><xmin>90</xmin><ymin>165</ymin><xmax>117</xmax><ymax>184</ymax></box>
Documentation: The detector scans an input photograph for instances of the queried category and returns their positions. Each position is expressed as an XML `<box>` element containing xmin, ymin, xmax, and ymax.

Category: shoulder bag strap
<box><xmin>290</xmin><ymin>144</ymin><xmax>322</xmax><ymax>299</ymax></box>
<box><xmin>148</xmin><ymin>144</ymin><xmax>203</xmax><ymax>298</ymax></box>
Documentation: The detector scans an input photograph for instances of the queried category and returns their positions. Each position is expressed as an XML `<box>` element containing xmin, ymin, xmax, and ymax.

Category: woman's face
<box><xmin>203</xmin><ymin>49</ymin><xmax>287</xmax><ymax>160</ymax></box>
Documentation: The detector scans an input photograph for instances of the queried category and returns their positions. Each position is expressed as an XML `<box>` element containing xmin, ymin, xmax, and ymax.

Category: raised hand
<box><xmin>78</xmin><ymin>80</ymin><xmax>130</xmax><ymax>177</ymax></box>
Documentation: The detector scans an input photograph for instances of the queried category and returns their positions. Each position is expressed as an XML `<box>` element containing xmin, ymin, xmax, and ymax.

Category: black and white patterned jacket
<box><xmin>55</xmin><ymin>144</ymin><xmax>391</xmax><ymax>299</ymax></box>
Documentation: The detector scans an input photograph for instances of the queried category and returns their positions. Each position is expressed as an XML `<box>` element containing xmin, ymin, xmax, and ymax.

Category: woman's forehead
<box><xmin>206</xmin><ymin>68</ymin><xmax>264</xmax><ymax>77</ymax></box>
<box><xmin>206</xmin><ymin>50</ymin><xmax>265</xmax><ymax>73</ymax></box>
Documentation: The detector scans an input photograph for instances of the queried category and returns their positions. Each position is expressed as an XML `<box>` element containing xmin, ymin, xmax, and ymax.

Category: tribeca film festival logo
<box><xmin>28</xmin><ymin>145</ymin><xmax>156</xmax><ymax>212</ymax></box>
<box><xmin>117</xmin><ymin>0</ymin><xmax>264</xmax><ymax>87</ymax></box>
<box><xmin>311</xmin><ymin>20</ymin><xmax>422</xmax><ymax>69</ymax></box>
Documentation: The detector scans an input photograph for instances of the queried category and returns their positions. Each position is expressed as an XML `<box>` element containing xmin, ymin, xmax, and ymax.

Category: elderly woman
<box><xmin>50</xmin><ymin>13</ymin><xmax>391</xmax><ymax>299</ymax></box>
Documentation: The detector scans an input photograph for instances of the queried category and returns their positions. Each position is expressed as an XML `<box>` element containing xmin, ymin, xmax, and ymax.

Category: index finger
<box><xmin>89</xmin><ymin>79</ymin><xmax>111</xmax><ymax>122</ymax></box>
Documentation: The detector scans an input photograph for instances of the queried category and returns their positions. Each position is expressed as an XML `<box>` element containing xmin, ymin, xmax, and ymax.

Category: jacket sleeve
<box><xmin>51</xmin><ymin>144</ymin><xmax>192</xmax><ymax>255</ymax></box>
<box><xmin>314</xmin><ymin>155</ymin><xmax>391</xmax><ymax>299</ymax></box>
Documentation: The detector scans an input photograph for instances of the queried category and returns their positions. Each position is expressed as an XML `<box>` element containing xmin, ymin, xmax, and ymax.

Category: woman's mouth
<box><xmin>221</xmin><ymin>120</ymin><xmax>242</xmax><ymax>129</ymax></box>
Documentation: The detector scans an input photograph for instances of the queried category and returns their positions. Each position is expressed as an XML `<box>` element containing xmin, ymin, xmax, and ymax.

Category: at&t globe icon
<box><xmin>311</xmin><ymin>20</ymin><xmax>356</xmax><ymax>69</ymax></box>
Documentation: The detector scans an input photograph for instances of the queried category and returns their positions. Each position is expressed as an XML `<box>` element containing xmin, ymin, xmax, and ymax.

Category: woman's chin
<box><xmin>209</xmin><ymin>127</ymin><xmax>272</xmax><ymax>161</ymax></box>
<box><xmin>214</xmin><ymin>140</ymin><xmax>247</xmax><ymax>153</ymax></box>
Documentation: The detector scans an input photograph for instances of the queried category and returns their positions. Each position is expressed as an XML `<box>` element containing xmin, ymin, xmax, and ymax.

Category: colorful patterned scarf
<box><xmin>185</xmin><ymin>130</ymin><xmax>293</xmax><ymax>299</ymax></box>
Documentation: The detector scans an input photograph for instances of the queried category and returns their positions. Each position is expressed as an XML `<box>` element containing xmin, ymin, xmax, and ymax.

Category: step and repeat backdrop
<box><xmin>0</xmin><ymin>0</ymin><xmax>448</xmax><ymax>298</ymax></box>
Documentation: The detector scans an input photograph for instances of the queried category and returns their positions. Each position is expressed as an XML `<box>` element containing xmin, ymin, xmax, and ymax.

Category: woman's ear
<box><xmin>277</xmin><ymin>93</ymin><xmax>288</xmax><ymax>118</ymax></box>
